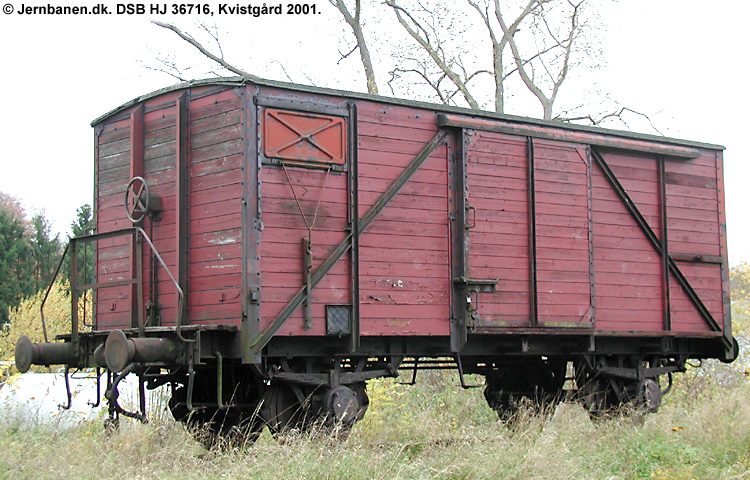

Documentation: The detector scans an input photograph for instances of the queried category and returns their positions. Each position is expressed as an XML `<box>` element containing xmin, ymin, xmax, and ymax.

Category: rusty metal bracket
<box><xmin>58</xmin><ymin>367</ymin><xmax>73</xmax><ymax>410</ymax></box>
<box><xmin>106</xmin><ymin>364</ymin><xmax>148</xmax><ymax>423</ymax></box>
<box><xmin>398</xmin><ymin>357</ymin><xmax>419</xmax><ymax>385</ymax></box>
<box><xmin>527</xmin><ymin>137</ymin><xmax>538</xmax><ymax>327</ymax></box>
<box><xmin>465</xmin><ymin>205</ymin><xmax>477</xmax><ymax>229</ymax></box>
<box><xmin>88</xmin><ymin>368</ymin><xmax>102</xmax><ymax>408</ymax></box>
<box><xmin>216</xmin><ymin>351</ymin><xmax>235</xmax><ymax>409</ymax></box>
<box><xmin>303</xmin><ymin>238</ymin><xmax>313</xmax><ymax>330</ymax></box>
<box><xmin>455</xmin><ymin>355</ymin><xmax>483</xmax><ymax>389</ymax></box>
<box><xmin>453</xmin><ymin>277</ymin><xmax>498</xmax><ymax>315</ymax></box>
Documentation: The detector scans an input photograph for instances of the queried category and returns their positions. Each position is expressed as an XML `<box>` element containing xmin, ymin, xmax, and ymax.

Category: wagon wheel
<box><xmin>317</xmin><ymin>383</ymin><xmax>369</xmax><ymax>440</ymax></box>
<box><xmin>261</xmin><ymin>383</ymin><xmax>307</xmax><ymax>440</ymax></box>
<box><xmin>169</xmin><ymin>386</ymin><xmax>263</xmax><ymax>449</ymax></box>
<box><xmin>124</xmin><ymin>176</ymin><xmax>151</xmax><ymax>224</ymax></box>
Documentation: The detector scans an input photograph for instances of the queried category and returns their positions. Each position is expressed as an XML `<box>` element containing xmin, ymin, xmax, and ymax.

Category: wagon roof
<box><xmin>91</xmin><ymin>75</ymin><xmax>724</xmax><ymax>151</ymax></box>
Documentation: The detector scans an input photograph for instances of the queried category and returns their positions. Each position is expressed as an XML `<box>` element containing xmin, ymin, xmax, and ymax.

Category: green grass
<box><xmin>2</xmin><ymin>372</ymin><xmax>750</xmax><ymax>480</ymax></box>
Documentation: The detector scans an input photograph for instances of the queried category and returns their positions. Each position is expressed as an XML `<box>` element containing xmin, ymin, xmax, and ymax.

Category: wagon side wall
<box><xmin>94</xmin><ymin>86</ymin><xmax>246</xmax><ymax>331</ymax></box>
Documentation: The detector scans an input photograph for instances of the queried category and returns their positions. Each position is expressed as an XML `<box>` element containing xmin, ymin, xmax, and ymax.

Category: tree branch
<box><xmin>151</xmin><ymin>20</ymin><xmax>254</xmax><ymax>78</ymax></box>
<box><xmin>329</xmin><ymin>0</ymin><xmax>379</xmax><ymax>94</ymax></box>
<box><xmin>556</xmin><ymin>106</ymin><xmax>664</xmax><ymax>136</ymax></box>
<box><xmin>386</xmin><ymin>0</ymin><xmax>480</xmax><ymax>109</ymax></box>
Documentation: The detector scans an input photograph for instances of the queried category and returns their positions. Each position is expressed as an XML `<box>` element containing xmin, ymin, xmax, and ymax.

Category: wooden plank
<box><xmin>260</xmin><ymin>212</ymin><xmax>349</xmax><ymax>232</ymax></box>
<box><xmin>359</xmin><ymin>149</ymin><xmax>446</xmax><ymax>172</ymax></box>
<box><xmin>667</xmin><ymin>230</ymin><xmax>721</xmax><ymax>247</ymax></box>
<box><xmin>190</xmin><ymin>153</ymin><xmax>243</xmax><ymax>179</ymax></box>
<box><xmin>191</xmin><ymin>124</ymin><xmax>242</xmax><ymax>150</ymax></box>
<box><xmin>191</xmin><ymin>109</ymin><xmax>241</xmax><ymax>135</ymax></box>
<box><xmin>665</xmin><ymin>171</ymin><xmax>717</xmax><ymax>189</ymax></box>
<box><xmin>189</xmin><ymin>88</ymin><xmax>238</xmax><ymax>110</ymax></box>
<box><xmin>190</xmin><ymin>183</ymin><xmax>245</xmax><ymax>207</ymax></box>
<box><xmin>191</xmin><ymin>138</ymin><xmax>243</xmax><ymax>164</ymax></box>
<box><xmin>191</xmin><ymin>100</ymin><xmax>241</xmax><ymax>122</ymax></box>
<box><xmin>190</xmin><ymin>169</ymin><xmax>243</xmax><ymax>193</ymax></box>
<box><xmin>356</xmin><ymin>101</ymin><xmax>438</xmax><ymax>130</ymax></box>
<box><xmin>360</xmin><ymin>247</ymin><xmax>449</xmax><ymax>265</ymax></box>
<box><xmin>664</xmin><ymin>160</ymin><xmax>717</xmax><ymax>177</ymax></box>
<box><xmin>99</xmin><ymin>127</ymin><xmax>131</xmax><ymax>145</ymax></box>
<box><xmin>190</xmin><ymin>273</ymin><xmax>242</xmax><ymax>291</ymax></box>
<box><xmin>536</xmin><ymin>258</ymin><xmax>589</xmax><ymax>273</ymax></box>
<box><xmin>360</xmin><ymin>162</ymin><xmax>447</xmax><ymax>186</ymax></box>
<box><xmin>357</xmin><ymin>121</ymin><xmax>438</xmax><ymax>141</ymax></box>
<box><xmin>594</xmin><ymin>272</ymin><xmax>663</xmax><ymax>287</ymax></box>
<box><xmin>191</xmin><ymin>213</ymin><xmax>241</xmax><ymax>236</ymax></box>
<box><xmin>99</xmin><ymin>138</ymin><xmax>130</xmax><ymax>158</ymax></box>
<box><xmin>666</xmin><ymin>183</ymin><xmax>718</xmax><ymax>201</ymax></box>
<box><xmin>358</xmin><ymin>135</ymin><xmax>448</xmax><ymax>157</ymax></box>
<box><xmin>596</xmin><ymin>284</ymin><xmax>662</xmax><ymax>299</ymax></box>
<box><xmin>468</xmin><ymin>150</ymin><xmax>527</xmax><ymax>168</ymax></box>
<box><xmin>191</xmin><ymin>229</ymin><xmax>241</xmax><ymax>249</ymax></box>
<box><xmin>99</xmin><ymin>152</ymin><xmax>131</xmax><ymax>173</ymax></box>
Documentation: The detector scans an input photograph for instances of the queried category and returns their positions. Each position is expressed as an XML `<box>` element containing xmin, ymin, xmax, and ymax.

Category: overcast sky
<box><xmin>0</xmin><ymin>0</ymin><xmax>747</xmax><ymax>265</ymax></box>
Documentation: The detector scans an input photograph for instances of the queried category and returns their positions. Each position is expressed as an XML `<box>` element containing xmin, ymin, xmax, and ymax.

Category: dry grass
<box><xmin>2</xmin><ymin>372</ymin><xmax>750</xmax><ymax>480</ymax></box>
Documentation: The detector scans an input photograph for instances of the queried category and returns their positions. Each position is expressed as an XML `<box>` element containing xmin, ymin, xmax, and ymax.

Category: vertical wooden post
<box><xmin>129</xmin><ymin>104</ymin><xmax>144</xmax><ymax>180</ymax></box>
<box><xmin>657</xmin><ymin>155</ymin><xmax>671</xmax><ymax>331</ymax></box>
<box><xmin>176</xmin><ymin>93</ymin><xmax>190</xmax><ymax>327</ymax></box>
<box><xmin>70</xmin><ymin>241</ymin><xmax>79</xmax><ymax>349</ymax></box>
<box><xmin>348</xmin><ymin>102</ymin><xmax>360</xmax><ymax>353</ymax></box>
<box><xmin>129</xmin><ymin>105</ymin><xmax>144</xmax><ymax>332</ymax></box>
<box><xmin>449</xmin><ymin>127</ymin><xmax>469</xmax><ymax>353</ymax></box>
<box><xmin>527</xmin><ymin>137</ymin><xmax>538</xmax><ymax>327</ymax></box>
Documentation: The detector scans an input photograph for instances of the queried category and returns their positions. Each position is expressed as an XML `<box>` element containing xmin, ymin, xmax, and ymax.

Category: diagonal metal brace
<box><xmin>590</xmin><ymin>147</ymin><xmax>727</xmax><ymax>347</ymax></box>
<box><xmin>247</xmin><ymin>130</ymin><xmax>449</xmax><ymax>360</ymax></box>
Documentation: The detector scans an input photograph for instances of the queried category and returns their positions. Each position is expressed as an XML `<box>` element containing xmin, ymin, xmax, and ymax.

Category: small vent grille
<box><xmin>326</xmin><ymin>304</ymin><xmax>351</xmax><ymax>335</ymax></box>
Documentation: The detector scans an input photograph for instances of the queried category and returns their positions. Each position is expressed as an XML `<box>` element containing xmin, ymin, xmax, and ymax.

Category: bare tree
<box><xmin>467</xmin><ymin>0</ymin><xmax>549</xmax><ymax>113</ymax></box>
<box><xmin>147</xmin><ymin>4</ymin><xmax>656</xmax><ymax>132</ymax></box>
<box><xmin>385</xmin><ymin>0</ymin><xmax>485</xmax><ymax>109</ymax></box>
<box><xmin>499</xmin><ymin>0</ymin><xmax>588</xmax><ymax>119</ymax></box>
<box><xmin>329</xmin><ymin>0</ymin><xmax>379</xmax><ymax>94</ymax></box>
<box><xmin>386</xmin><ymin>0</ymin><xmax>599</xmax><ymax>119</ymax></box>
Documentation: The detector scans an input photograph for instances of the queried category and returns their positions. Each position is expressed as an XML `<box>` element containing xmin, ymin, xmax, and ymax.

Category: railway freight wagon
<box><xmin>16</xmin><ymin>77</ymin><xmax>736</xmax><ymax>437</ymax></box>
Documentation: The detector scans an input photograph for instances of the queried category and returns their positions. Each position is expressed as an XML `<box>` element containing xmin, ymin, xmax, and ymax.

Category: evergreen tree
<box><xmin>0</xmin><ymin>207</ymin><xmax>33</xmax><ymax>325</ymax></box>
<box><xmin>65</xmin><ymin>204</ymin><xmax>95</xmax><ymax>287</ymax></box>
<box><xmin>29</xmin><ymin>211</ymin><xmax>62</xmax><ymax>292</ymax></box>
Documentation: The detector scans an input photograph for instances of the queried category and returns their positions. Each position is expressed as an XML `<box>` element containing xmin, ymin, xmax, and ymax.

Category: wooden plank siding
<box><xmin>185</xmin><ymin>89</ymin><xmax>244</xmax><ymax>326</ymax></box>
<box><xmin>91</xmin><ymin>80</ymin><xmax>728</xmax><ymax>345</ymax></box>
<box><xmin>259</xmin><ymin>164</ymin><xmax>351</xmax><ymax>336</ymax></box>
<box><xmin>467</xmin><ymin>131</ymin><xmax>531</xmax><ymax>327</ymax></box>
<box><xmin>356</xmin><ymin>101</ymin><xmax>450</xmax><ymax>336</ymax></box>
<box><xmin>96</xmin><ymin>113</ymin><xmax>133</xmax><ymax>330</ymax></box>
<box><xmin>591</xmin><ymin>152</ymin><xmax>664</xmax><ymax>332</ymax></box>
<box><xmin>533</xmin><ymin>141</ymin><xmax>591</xmax><ymax>326</ymax></box>
<box><xmin>95</xmin><ymin>86</ymin><xmax>245</xmax><ymax>330</ymax></box>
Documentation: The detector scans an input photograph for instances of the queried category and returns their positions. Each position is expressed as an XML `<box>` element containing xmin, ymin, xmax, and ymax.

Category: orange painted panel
<box><xmin>263</xmin><ymin>108</ymin><xmax>346</xmax><ymax>165</ymax></box>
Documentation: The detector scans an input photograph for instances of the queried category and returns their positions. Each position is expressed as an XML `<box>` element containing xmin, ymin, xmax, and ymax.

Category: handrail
<box><xmin>133</xmin><ymin>227</ymin><xmax>193</xmax><ymax>343</ymax></box>
<box><xmin>40</xmin><ymin>242</ymin><xmax>71</xmax><ymax>343</ymax></box>
<box><xmin>39</xmin><ymin>227</ymin><xmax>193</xmax><ymax>346</ymax></box>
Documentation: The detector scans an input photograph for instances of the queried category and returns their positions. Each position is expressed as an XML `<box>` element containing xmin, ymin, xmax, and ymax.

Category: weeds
<box><xmin>2</xmin><ymin>370</ymin><xmax>749</xmax><ymax>480</ymax></box>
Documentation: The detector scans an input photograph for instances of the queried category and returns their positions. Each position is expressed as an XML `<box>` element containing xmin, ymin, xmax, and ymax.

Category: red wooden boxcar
<box><xmin>16</xmin><ymin>77</ymin><xmax>736</xmax><ymax>434</ymax></box>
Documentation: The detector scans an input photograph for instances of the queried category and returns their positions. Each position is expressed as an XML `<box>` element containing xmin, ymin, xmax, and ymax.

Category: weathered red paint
<box><xmin>91</xmin><ymin>80</ymin><xmax>729</xmax><ymax>345</ymax></box>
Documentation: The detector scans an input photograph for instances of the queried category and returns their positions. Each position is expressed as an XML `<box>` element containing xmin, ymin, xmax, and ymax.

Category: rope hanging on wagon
<box><xmin>280</xmin><ymin>162</ymin><xmax>332</xmax><ymax>248</ymax></box>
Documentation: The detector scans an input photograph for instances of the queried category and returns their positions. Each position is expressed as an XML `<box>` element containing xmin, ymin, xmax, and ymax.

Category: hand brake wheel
<box><xmin>124</xmin><ymin>176</ymin><xmax>151</xmax><ymax>224</ymax></box>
